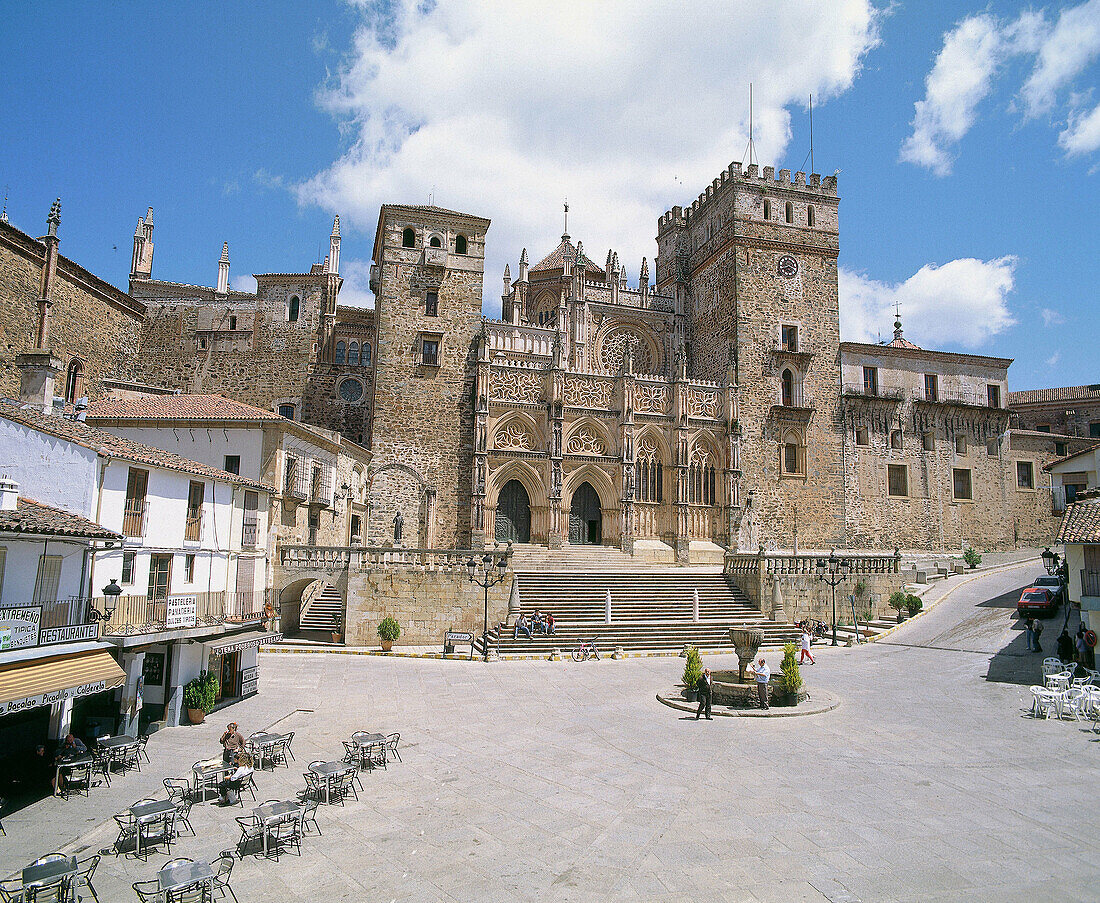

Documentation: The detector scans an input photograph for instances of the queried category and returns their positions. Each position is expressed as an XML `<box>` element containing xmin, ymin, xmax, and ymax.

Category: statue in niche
<box><xmin>393</xmin><ymin>511</ymin><xmax>404</xmax><ymax>544</ymax></box>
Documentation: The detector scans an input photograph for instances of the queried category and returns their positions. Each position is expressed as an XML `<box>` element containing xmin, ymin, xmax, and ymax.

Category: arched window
<box><xmin>763</xmin><ymin>199</ymin><xmax>771</xmax><ymax>220</ymax></box>
<box><xmin>807</xmin><ymin>205</ymin><xmax>816</xmax><ymax>227</ymax></box>
<box><xmin>402</xmin><ymin>228</ymin><xmax>415</xmax><ymax>248</ymax></box>
<box><xmin>455</xmin><ymin>234</ymin><xmax>468</xmax><ymax>254</ymax></box>
<box><xmin>288</xmin><ymin>295</ymin><xmax>300</xmax><ymax>323</ymax></box>
<box><xmin>335</xmin><ymin>341</ymin><xmax>346</xmax><ymax>364</ymax></box>
<box><xmin>785</xmin><ymin>202</ymin><xmax>793</xmax><ymax>223</ymax></box>
<box><xmin>687</xmin><ymin>446</ymin><xmax>716</xmax><ymax>505</ymax></box>
<box><xmin>429</xmin><ymin>235</ymin><xmax>442</xmax><ymax>248</ymax></box>
<box><xmin>348</xmin><ymin>341</ymin><xmax>360</xmax><ymax>366</ymax></box>
<box><xmin>361</xmin><ymin>343</ymin><xmax>371</xmax><ymax>366</ymax></box>
<box><xmin>636</xmin><ymin>439</ymin><xmax>663</xmax><ymax>504</ymax></box>
<box><xmin>64</xmin><ymin>359</ymin><xmax>85</xmax><ymax>404</ymax></box>
<box><xmin>781</xmin><ymin>430</ymin><xmax>806</xmax><ymax>476</ymax></box>
<box><xmin>781</xmin><ymin>368</ymin><xmax>794</xmax><ymax>407</ymax></box>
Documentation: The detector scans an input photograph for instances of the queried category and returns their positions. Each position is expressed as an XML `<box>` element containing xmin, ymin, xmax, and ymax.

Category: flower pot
<box><xmin>187</xmin><ymin>708</ymin><xmax>206</xmax><ymax>725</ymax></box>
<box><xmin>331</xmin><ymin>632</ymin><xmax>343</xmax><ymax>644</ymax></box>
<box><xmin>381</xmin><ymin>639</ymin><xmax>393</xmax><ymax>652</ymax></box>
<box><xmin>685</xmin><ymin>689</ymin><xmax>698</xmax><ymax>703</ymax></box>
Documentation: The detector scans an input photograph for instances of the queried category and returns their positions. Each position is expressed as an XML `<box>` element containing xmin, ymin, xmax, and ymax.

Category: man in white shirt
<box><xmin>799</xmin><ymin>629</ymin><xmax>815</xmax><ymax>665</ymax></box>
<box><xmin>750</xmin><ymin>656</ymin><xmax>770</xmax><ymax>709</ymax></box>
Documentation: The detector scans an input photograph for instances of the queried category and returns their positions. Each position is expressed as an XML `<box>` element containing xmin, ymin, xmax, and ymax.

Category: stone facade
<box><xmin>1008</xmin><ymin>385</ymin><xmax>1100</xmax><ymax>439</ymax></box>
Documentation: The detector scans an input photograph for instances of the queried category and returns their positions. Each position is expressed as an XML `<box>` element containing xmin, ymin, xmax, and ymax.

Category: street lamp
<box><xmin>815</xmin><ymin>549</ymin><xmax>850</xmax><ymax>646</ymax></box>
<box><xmin>466</xmin><ymin>546</ymin><xmax>511</xmax><ymax>662</ymax></box>
<box><xmin>1042</xmin><ymin>547</ymin><xmax>1072</xmax><ymax>632</ymax></box>
<box><xmin>90</xmin><ymin>578</ymin><xmax>122</xmax><ymax>623</ymax></box>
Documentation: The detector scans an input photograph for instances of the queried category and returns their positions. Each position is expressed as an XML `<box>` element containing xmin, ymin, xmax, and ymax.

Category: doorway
<box><xmin>569</xmin><ymin>482</ymin><xmax>602</xmax><ymax>545</ymax></box>
<box><xmin>495</xmin><ymin>480</ymin><xmax>531</xmax><ymax>543</ymax></box>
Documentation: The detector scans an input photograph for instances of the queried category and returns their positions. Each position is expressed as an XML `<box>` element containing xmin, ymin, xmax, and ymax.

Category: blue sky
<box><xmin>2</xmin><ymin>1</ymin><xmax>1097</xmax><ymax>390</ymax></box>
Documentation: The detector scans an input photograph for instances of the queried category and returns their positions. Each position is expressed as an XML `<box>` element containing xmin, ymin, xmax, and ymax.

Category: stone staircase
<box><xmin>299</xmin><ymin>583</ymin><xmax>344</xmax><ymax>633</ymax></box>
<box><xmin>486</xmin><ymin>567</ymin><xmax>801</xmax><ymax>657</ymax></box>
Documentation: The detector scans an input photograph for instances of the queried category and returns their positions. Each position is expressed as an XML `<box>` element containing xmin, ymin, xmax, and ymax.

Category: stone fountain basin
<box><xmin>709</xmin><ymin>670</ymin><xmax>809</xmax><ymax>707</ymax></box>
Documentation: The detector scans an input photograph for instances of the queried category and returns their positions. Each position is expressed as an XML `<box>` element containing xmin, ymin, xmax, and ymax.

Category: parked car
<box><xmin>1030</xmin><ymin>574</ymin><xmax>1065</xmax><ymax>608</ymax></box>
<box><xmin>1017</xmin><ymin>587</ymin><xmax>1058</xmax><ymax>617</ymax></box>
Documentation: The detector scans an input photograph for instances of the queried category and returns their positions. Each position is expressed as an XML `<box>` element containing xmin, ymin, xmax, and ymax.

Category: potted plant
<box><xmin>778</xmin><ymin>643</ymin><xmax>802</xmax><ymax>705</ymax></box>
<box><xmin>377</xmin><ymin>617</ymin><xmax>401</xmax><ymax>652</ymax></box>
<box><xmin>682</xmin><ymin>645</ymin><xmax>703</xmax><ymax>702</ymax></box>
<box><xmin>182</xmin><ymin>670</ymin><xmax>219</xmax><ymax>724</ymax></box>
<box><xmin>888</xmin><ymin>590</ymin><xmax>908</xmax><ymax>623</ymax></box>
<box><xmin>331</xmin><ymin>611</ymin><xmax>344</xmax><ymax>645</ymax></box>
<box><xmin>906</xmin><ymin>594</ymin><xmax>923</xmax><ymax>617</ymax></box>
<box><xmin>963</xmin><ymin>547</ymin><xmax>982</xmax><ymax>569</ymax></box>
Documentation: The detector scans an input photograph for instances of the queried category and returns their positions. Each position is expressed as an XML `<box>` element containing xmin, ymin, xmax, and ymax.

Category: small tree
<box><xmin>888</xmin><ymin>590</ymin><xmax>908</xmax><ymax>623</ymax></box>
<box><xmin>779</xmin><ymin>643</ymin><xmax>802</xmax><ymax>699</ymax></box>
<box><xmin>963</xmin><ymin>547</ymin><xmax>982</xmax><ymax>569</ymax></box>
<box><xmin>377</xmin><ymin>617</ymin><xmax>401</xmax><ymax>643</ymax></box>
<box><xmin>682</xmin><ymin>645</ymin><xmax>703</xmax><ymax>692</ymax></box>
<box><xmin>183</xmin><ymin>669</ymin><xmax>219</xmax><ymax>713</ymax></box>
<box><xmin>906</xmin><ymin>594</ymin><xmax>922</xmax><ymax>616</ymax></box>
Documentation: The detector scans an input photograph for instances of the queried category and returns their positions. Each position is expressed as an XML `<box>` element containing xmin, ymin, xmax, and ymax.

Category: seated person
<box><xmin>53</xmin><ymin>734</ymin><xmax>88</xmax><ymax>795</ymax></box>
<box><xmin>545</xmin><ymin>612</ymin><xmax>555</xmax><ymax>635</ymax></box>
<box><xmin>513</xmin><ymin>614</ymin><xmax>532</xmax><ymax>640</ymax></box>
<box><xmin>217</xmin><ymin>753</ymin><xmax>254</xmax><ymax>805</ymax></box>
<box><xmin>532</xmin><ymin>610</ymin><xmax>546</xmax><ymax>634</ymax></box>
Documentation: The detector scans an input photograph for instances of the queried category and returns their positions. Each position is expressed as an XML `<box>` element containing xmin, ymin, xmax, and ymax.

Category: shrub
<box><xmin>779</xmin><ymin>643</ymin><xmax>802</xmax><ymax>696</ymax></box>
<box><xmin>888</xmin><ymin>590</ymin><xmax>908</xmax><ymax>614</ymax></box>
<box><xmin>906</xmin><ymin>594</ymin><xmax>922</xmax><ymax>616</ymax></box>
<box><xmin>183</xmin><ymin>670</ymin><xmax>219</xmax><ymax>713</ymax></box>
<box><xmin>682</xmin><ymin>645</ymin><xmax>703</xmax><ymax>691</ymax></box>
<box><xmin>377</xmin><ymin>617</ymin><xmax>401</xmax><ymax>643</ymax></box>
<box><xmin>963</xmin><ymin>547</ymin><xmax>982</xmax><ymax>568</ymax></box>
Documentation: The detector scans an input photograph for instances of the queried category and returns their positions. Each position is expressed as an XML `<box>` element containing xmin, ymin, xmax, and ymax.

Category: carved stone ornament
<box><xmin>489</xmin><ymin>367</ymin><xmax>542</xmax><ymax>403</ymax></box>
<box><xmin>634</xmin><ymin>383</ymin><xmax>669</xmax><ymax>414</ymax></box>
<box><xmin>687</xmin><ymin>388</ymin><xmax>720</xmax><ymax>418</ymax></box>
<box><xmin>564</xmin><ymin>376</ymin><xmax>613</xmax><ymax>409</ymax></box>
<box><xmin>495</xmin><ymin>421</ymin><xmax>533</xmax><ymax>451</ymax></box>
<box><xmin>599</xmin><ymin>327</ymin><xmax>656</xmax><ymax>374</ymax></box>
<box><xmin>566</xmin><ymin>426</ymin><xmax>607</xmax><ymax>456</ymax></box>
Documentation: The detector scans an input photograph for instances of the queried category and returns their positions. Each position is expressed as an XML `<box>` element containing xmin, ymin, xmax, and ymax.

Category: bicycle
<box><xmin>572</xmin><ymin>639</ymin><xmax>600</xmax><ymax>662</ymax></box>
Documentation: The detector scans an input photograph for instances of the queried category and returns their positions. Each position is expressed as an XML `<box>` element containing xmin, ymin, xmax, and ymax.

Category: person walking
<box><xmin>1032</xmin><ymin>617</ymin><xmax>1043</xmax><ymax>653</ymax></box>
<box><xmin>1024</xmin><ymin>617</ymin><xmax>1036</xmax><ymax>652</ymax></box>
<box><xmin>220</xmin><ymin>722</ymin><xmax>245</xmax><ymax>765</ymax></box>
<box><xmin>695</xmin><ymin>668</ymin><xmax>713</xmax><ymax>720</ymax></box>
<box><xmin>750</xmin><ymin>656</ymin><xmax>770</xmax><ymax>710</ymax></box>
<box><xmin>1057</xmin><ymin>629</ymin><xmax>1075</xmax><ymax>664</ymax></box>
<box><xmin>799</xmin><ymin>628</ymin><xmax>815</xmax><ymax>665</ymax></box>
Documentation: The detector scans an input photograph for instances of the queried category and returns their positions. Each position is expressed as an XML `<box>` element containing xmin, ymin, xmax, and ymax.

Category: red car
<box><xmin>1017</xmin><ymin>587</ymin><xmax>1058</xmax><ymax>617</ymax></box>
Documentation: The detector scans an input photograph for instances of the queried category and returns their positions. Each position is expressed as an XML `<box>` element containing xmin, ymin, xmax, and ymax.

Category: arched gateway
<box><xmin>495</xmin><ymin>479</ymin><xmax>531</xmax><ymax>543</ymax></box>
<box><xmin>569</xmin><ymin>481</ymin><xmax>602</xmax><ymax>545</ymax></box>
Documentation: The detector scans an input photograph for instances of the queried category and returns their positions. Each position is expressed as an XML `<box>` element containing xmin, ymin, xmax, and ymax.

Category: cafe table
<box><xmin>158</xmin><ymin>859</ymin><xmax>215</xmax><ymax>894</ymax></box>
<box><xmin>246</xmin><ymin>731</ymin><xmax>281</xmax><ymax>768</ymax></box>
<box><xmin>23</xmin><ymin>856</ymin><xmax>77</xmax><ymax>894</ymax></box>
<box><xmin>98</xmin><ymin>734</ymin><xmax>138</xmax><ymax>750</ymax></box>
<box><xmin>254</xmin><ymin>800</ymin><xmax>301</xmax><ymax>857</ymax></box>
<box><xmin>130</xmin><ymin>799</ymin><xmax>177</xmax><ymax>855</ymax></box>
<box><xmin>308</xmin><ymin>761</ymin><xmax>346</xmax><ymax>804</ymax></box>
<box><xmin>192</xmin><ymin>760</ymin><xmax>233</xmax><ymax>801</ymax></box>
<box><xmin>351</xmin><ymin>732</ymin><xmax>387</xmax><ymax>769</ymax></box>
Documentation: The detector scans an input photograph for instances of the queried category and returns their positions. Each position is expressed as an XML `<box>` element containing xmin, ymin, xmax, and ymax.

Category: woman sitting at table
<box><xmin>216</xmin><ymin>753</ymin><xmax>253</xmax><ymax>806</ymax></box>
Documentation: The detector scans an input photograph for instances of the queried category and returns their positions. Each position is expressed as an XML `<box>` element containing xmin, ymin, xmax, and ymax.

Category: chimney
<box><xmin>15</xmin><ymin>351</ymin><xmax>62</xmax><ymax>414</ymax></box>
<box><xmin>216</xmin><ymin>243</ymin><xmax>230</xmax><ymax>294</ymax></box>
<box><xmin>0</xmin><ymin>478</ymin><xmax>18</xmax><ymax>512</ymax></box>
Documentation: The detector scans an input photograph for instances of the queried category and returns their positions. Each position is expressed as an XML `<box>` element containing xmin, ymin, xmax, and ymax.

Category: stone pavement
<box><xmin>2</xmin><ymin>558</ymin><xmax>1097</xmax><ymax>902</ymax></box>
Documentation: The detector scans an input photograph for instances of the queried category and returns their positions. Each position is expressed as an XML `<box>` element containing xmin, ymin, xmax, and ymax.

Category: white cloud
<box><xmin>1020</xmin><ymin>0</ymin><xmax>1100</xmax><ymax>117</ymax></box>
<box><xmin>1046</xmin><ymin>351</ymin><xmax>1061</xmax><ymax>368</ymax></box>
<box><xmin>839</xmin><ymin>256</ymin><xmax>1017</xmax><ymax>349</ymax></box>
<box><xmin>1059</xmin><ymin>100</ymin><xmax>1100</xmax><ymax>154</ymax></box>
<box><xmin>1040</xmin><ymin>307</ymin><xmax>1065</xmax><ymax>327</ymax></box>
<box><xmin>299</xmin><ymin>0</ymin><xmax>882</xmax><ymax>312</ymax></box>
<box><xmin>231</xmin><ymin>274</ymin><xmax>258</xmax><ymax>294</ymax></box>
<box><xmin>337</xmin><ymin>259</ymin><xmax>374</xmax><ymax>308</ymax></box>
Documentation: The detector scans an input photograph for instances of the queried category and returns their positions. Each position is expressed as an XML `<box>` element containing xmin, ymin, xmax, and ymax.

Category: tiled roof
<box><xmin>87</xmin><ymin>395</ymin><xmax>281</xmax><ymax>422</ymax></box>
<box><xmin>1042</xmin><ymin>441</ymin><xmax>1100</xmax><ymax>471</ymax></box>
<box><xmin>0</xmin><ymin>400</ymin><xmax>273</xmax><ymax>492</ymax></box>
<box><xmin>1057</xmin><ymin>495</ymin><xmax>1100</xmax><ymax>543</ymax></box>
<box><xmin>531</xmin><ymin>238</ymin><xmax>606</xmax><ymax>275</ymax></box>
<box><xmin>0</xmin><ymin>498</ymin><xmax>120</xmax><ymax>540</ymax></box>
<box><xmin>887</xmin><ymin>335</ymin><xmax>921</xmax><ymax>349</ymax></box>
<box><xmin>1009</xmin><ymin>385</ymin><xmax>1100</xmax><ymax>406</ymax></box>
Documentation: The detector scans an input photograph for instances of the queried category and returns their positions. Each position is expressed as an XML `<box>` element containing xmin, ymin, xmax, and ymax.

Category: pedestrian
<box><xmin>799</xmin><ymin>627</ymin><xmax>815</xmax><ymax>665</ymax></box>
<box><xmin>1033</xmin><ymin>617</ymin><xmax>1043</xmax><ymax>653</ymax></box>
<box><xmin>695</xmin><ymin>667</ymin><xmax>713</xmax><ymax>720</ymax></box>
<box><xmin>750</xmin><ymin>656</ymin><xmax>770</xmax><ymax>710</ymax></box>
<box><xmin>220</xmin><ymin>722</ymin><xmax>245</xmax><ymax>765</ymax></box>
<box><xmin>1024</xmin><ymin>617</ymin><xmax>1036</xmax><ymax>652</ymax></box>
<box><xmin>1076</xmin><ymin>629</ymin><xmax>1088</xmax><ymax>667</ymax></box>
<box><xmin>1057</xmin><ymin>629</ymin><xmax>1074</xmax><ymax>664</ymax></box>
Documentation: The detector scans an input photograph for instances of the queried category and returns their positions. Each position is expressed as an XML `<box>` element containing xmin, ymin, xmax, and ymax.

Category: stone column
<box><xmin>119</xmin><ymin>650</ymin><xmax>146</xmax><ymax>736</ymax></box>
<box><xmin>619</xmin><ymin>360</ymin><xmax>635</xmax><ymax>554</ymax></box>
<box><xmin>547</xmin><ymin>359</ymin><xmax>565</xmax><ymax>549</ymax></box>
<box><xmin>471</xmin><ymin>335</ymin><xmax>490</xmax><ymax>549</ymax></box>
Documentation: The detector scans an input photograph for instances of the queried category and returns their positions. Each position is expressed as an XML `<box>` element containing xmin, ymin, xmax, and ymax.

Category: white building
<box><xmin>1046</xmin><ymin>444</ymin><xmax>1100</xmax><ymax>512</ymax></box>
<box><xmin>1056</xmin><ymin>490</ymin><xmax>1100</xmax><ymax>638</ymax></box>
<box><xmin>0</xmin><ymin>399</ymin><xmax>277</xmax><ymax>731</ymax></box>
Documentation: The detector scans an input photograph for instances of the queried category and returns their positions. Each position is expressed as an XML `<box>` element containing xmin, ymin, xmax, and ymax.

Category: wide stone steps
<box><xmin>299</xmin><ymin>584</ymin><xmax>344</xmax><ymax>632</ymax></box>
<box><xmin>487</xmin><ymin>623</ymin><xmax>802</xmax><ymax>657</ymax></box>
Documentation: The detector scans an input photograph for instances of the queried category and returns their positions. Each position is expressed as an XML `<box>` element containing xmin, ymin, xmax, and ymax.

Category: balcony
<box><xmin>184</xmin><ymin>511</ymin><xmax>203</xmax><ymax>543</ymax></box>
<box><xmin>97</xmin><ymin>589</ymin><xmax>267</xmax><ymax>637</ymax></box>
<box><xmin>841</xmin><ymin>383</ymin><xmax>904</xmax><ymax>403</ymax></box>
<box><xmin>0</xmin><ymin>598</ymin><xmax>100</xmax><ymax>647</ymax></box>
<box><xmin>121</xmin><ymin>500</ymin><xmax>148</xmax><ymax>539</ymax></box>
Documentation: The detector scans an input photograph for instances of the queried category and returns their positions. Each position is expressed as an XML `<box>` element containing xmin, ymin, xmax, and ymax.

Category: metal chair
<box><xmin>269</xmin><ymin>737</ymin><xmax>290</xmax><ymax>770</ymax></box>
<box><xmin>386</xmin><ymin>732</ymin><xmax>401</xmax><ymax>763</ymax></box>
<box><xmin>341</xmin><ymin>740</ymin><xmax>360</xmax><ymax>767</ymax></box>
<box><xmin>136</xmin><ymin>734</ymin><xmax>151</xmax><ymax>763</ymax></box>
<box><xmin>59</xmin><ymin>762</ymin><xmax>92</xmax><ymax>799</ymax></box>
<box><xmin>234</xmin><ymin>815</ymin><xmax>264</xmax><ymax>859</ymax></box>
<box><xmin>210</xmin><ymin>854</ymin><xmax>239</xmax><ymax>903</ymax></box>
<box><xmin>282</xmin><ymin>731</ymin><xmax>296</xmax><ymax>761</ymax></box>
<box><xmin>274</xmin><ymin>816</ymin><xmax>302</xmax><ymax>859</ymax></box>
<box><xmin>299</xmin><ymin>798</ymin><xmax>321</xmax><ymax>836</ymax></box>
<box><xmin>0</xmin><ymin>877</ymin><xmax>23</xmax><ymax>903</ymax></box>
<box><xmin>131</xmin><ymin>880</ymin><xmax>160</xmax><ymax>902</ymax></box>
<box><xmin>173</xmin><ymin>797</ymin><xmax>196</xmax><ymax>837</ymax></box>
<box><xmin>89</xmin><ymin>750</ymin><xmax>112</xmax><ymax>788</ymax></box>
<box><xmin>134</xmin><ymin>812</ymin><xmax>175</xmax><ymax>860</ymax></box>
<box><xmin>23</xmin><ymin>884</ymin><xmax>63</xmax><ymax>903</ymax></box>
<box><xmin>297</xmin><ymin>772</ymin><xmax>322</xmax><ymax>803</ymax></box>
<box><xmin>31</xmin><ymin>854</ymin><xmax>68</xmax><ymax>865</ymax></box>
<box><xmin>162</xmin><ymin>858</ymin><xmax>194</xmax><ymax>870</ymax></box>
<box><xmin>73</xmin><ymin>853</ymin><xmax>101</xmax><ymax>903</ymax></box>
<box><xmin>113</xmin><ymin>813</ymin><xmax>138</xmax><ymax>853</ymax></box>
<box><xmin>165</xmin><ymin>885</ymin><xmax>207</xmax><ymax>903</ymax></box>
<box><xmin>164</xmin><ymin>778</ymin><xmax>191</xmax><ymax>802</ymax></box>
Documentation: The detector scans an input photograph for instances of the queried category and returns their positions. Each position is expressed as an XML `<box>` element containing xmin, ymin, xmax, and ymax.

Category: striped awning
<box><xmin>0</xmin><ymin>649</ymin><xmax>125</xmax><ymax>716</ymax></box>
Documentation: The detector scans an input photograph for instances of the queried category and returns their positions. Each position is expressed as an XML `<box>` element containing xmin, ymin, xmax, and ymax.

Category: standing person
<box><xmin>1024</xmin><ymin>617</ymin><xmax>1036</xmax><ymax>652</ymax></box>
<box><xmin>1057</xmin><ymin>629</ymin><xmax>1074</xmax><ymax>664</ymax></box>
<box><xmin>216</xmin><ymin>753</ymin><xmax>254</xmax><ymax>806</ymax></box>
<box><xmin>695</xmin><ymin>668</ymin><xmax>713</xmax><ymax>720</ymax></box>
<box><xmin>799</xmin><ymin>628</ymin><xmax>815</xmax><ymax>665</ymax></box>
<box><xmin>220</xmin><ymin>722</ymin><xmax>245</xmax><ymax>765</ymax></box>
<box><xmin>1033</xmin><ymin>617</ymin><xmax>1043</xmax><ymax>653</ymax></box>
<box><xmin>1075</xmin><ymin>628</ymin><xmax>1088</xmax><ymax>668</ymax></box>
<box><xmin>750</xmin><ymin>656</ymin><xmax>771</xmax><ymax>710</ymax></box>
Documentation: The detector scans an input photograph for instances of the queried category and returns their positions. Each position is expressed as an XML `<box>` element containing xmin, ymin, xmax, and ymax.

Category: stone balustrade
<box><xmin>279</xmin><ymin>545</ymin><xmax>502</xmax><ymax>572</ymax></box>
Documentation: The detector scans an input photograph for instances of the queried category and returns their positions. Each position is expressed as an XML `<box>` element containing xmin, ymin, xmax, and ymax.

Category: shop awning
<box><xmin>0</xmin><ymin>649</ymin><xmax>125</xmax><ymax>716</ymax></box>
<box><xmin>206</xmin><ymin>630</ymin><xmax>282</xmax><ymax>657</ymax></box>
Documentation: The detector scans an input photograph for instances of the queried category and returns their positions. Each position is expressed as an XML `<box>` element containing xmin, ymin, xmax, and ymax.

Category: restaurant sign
<box><xmin>40</xmin><ymin>623</ymin><xmax>101</xmax><ymax>645</ymax></box>
<box><xmin>240</xmin><ymin>665</ymin><xmax>259</xmax><ymax>696</ymax></box>
<box><xmin>0</xmin><ymin>607</ymin><xmax>42</xmax><ymax>650</ymax></box>
<box><xmin>2</xmin><ymin>679</ymin><xmax>110</xmax><ymax>716</ymax></box>
<box><xmin>166</xmin><ymin>596</ymin><xmax>198</xmax><ymax>629</ymax></box>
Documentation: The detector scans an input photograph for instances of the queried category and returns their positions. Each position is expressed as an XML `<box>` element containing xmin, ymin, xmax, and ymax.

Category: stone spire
<box><xmin>216</xmin><ymin>242</ymin><xmax>230</xmax><ymax>294</ymax></box>
<box><xmin>46</xmin><ymin>198</ymin><xmax>61</xmax><ymax>238</ymax></box>
<box><xmin>518</xmin><ymin>247</ymin><xmax>529</xmax><ymax>282</ymax></box>
<box><xmin>605</xmin><ymin>249</ymin><xmax>614</xmax><ymax>280</ymax></box>
<box><xmin>130</xmin><ymin>207</ymin><xmax>155</xmax><ymax>280</ymax></box>
<box><xmin>327</xmin><ymin>215</ymin><xmax>341</xmax><ymax>275</ymax></box>
<box><xmin>502</xmin><ymin>263</ymin><xmax>511</xmax><ymax>296</ymax></box>
<box><xmin>562</xmin><ymin>200</ymin><xmax>570</xmax><ymax>241</ymax></box>
<box><xmin>640</xmin><ymin>256</ymin><xmax>649</xmax><ymax>285</ymax></box>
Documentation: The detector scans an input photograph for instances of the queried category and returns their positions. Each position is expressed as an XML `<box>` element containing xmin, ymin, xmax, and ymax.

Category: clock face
<box><xmin>338</xmin><ymin>378</ymin><xmax>364</xmax><ymax>403</ymax></box>
<box><xmin>777</xmin><ymin>255</ymin><xmax>798</xmax><ymax>278</ymax></box>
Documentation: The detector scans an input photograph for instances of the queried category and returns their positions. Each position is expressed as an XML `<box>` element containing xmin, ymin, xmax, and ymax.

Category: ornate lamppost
<box><xmin>815</xmin><ymin>549</ymin><xmax>850</xmax><ymax>647</ymax></box>
<box><xmin>1042</xmin><ymin>546</ymin><xmax>1071</xmax><ymax>632</ymax></box>
<box><xmin>466</xmin><ymin>548</ymin><xmax>511</xmax><ymax>662</ymax></box>
<box><xmin>89</xmin><ymin>578</ymin><xmax>122</xmax><ymax>624</ymax></box>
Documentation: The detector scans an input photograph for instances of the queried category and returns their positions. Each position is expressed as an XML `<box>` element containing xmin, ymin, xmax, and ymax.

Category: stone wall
<box><xmin>0</xmin><ymin>220</ymin><xmax>145</xmax><ymax>400</ymax></box>
<box><xmin>1008</xmin><ymin>431</ymin><xmax>1093</xmax><ymax>546</ymax></box>
<box><xmin>1010</xmin><ymin>396</ymin><xmax>1100</xmax><ymax>438</ymax></box>
<box><xmin>344</xmin><ymin>568</ymin><xmax>513</xmax><ymax>647</ymax></box>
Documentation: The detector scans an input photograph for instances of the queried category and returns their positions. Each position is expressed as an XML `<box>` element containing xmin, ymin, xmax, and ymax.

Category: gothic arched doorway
<box><xmin>495</xmin><ymin>480</ymin><xmax>531</xmax><ymax>544</ymax></box>
<box><xmin>569</xmin><ymin>482</ymin><xmax>602</xmax><ymax>545</ymax></box>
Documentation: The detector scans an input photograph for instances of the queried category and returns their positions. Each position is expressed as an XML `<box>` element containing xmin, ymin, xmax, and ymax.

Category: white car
<box><xmin>1030</xmin><ymin>575</ymin><xmax>1065</xmax><ymax>608</ymax></box>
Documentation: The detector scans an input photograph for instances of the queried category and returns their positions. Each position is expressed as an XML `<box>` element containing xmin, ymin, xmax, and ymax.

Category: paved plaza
<box><xmin>3</xmin><ymin>558</ymin><xmax>1098</xmax><ymax>902</ymax></box>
